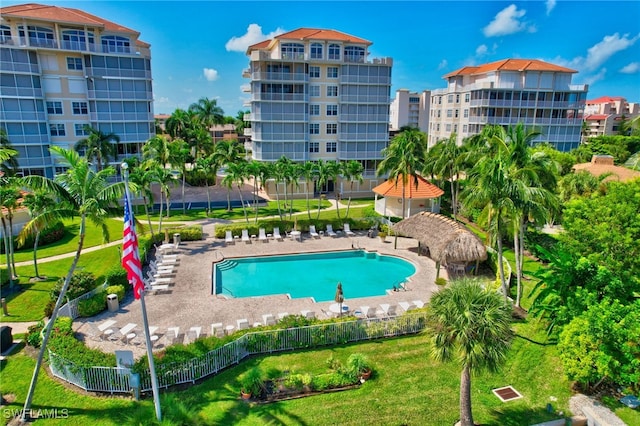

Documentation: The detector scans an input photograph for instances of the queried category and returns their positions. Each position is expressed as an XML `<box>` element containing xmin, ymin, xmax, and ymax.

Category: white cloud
<box><xmin>239</xmin><ymin>83</ymin><xmax>250</xmax><ymax>92</ymax></box>
<box><xmin>620</xmin><ymin>62</ymin><xmax>640</xmax><ymax>74</ymax></box>
<box><xmin>584</xmin><ymin>33</ymin><xmax>640</xmax><ymax>71</ymax></box>
<box><xmin>583</xmin><ymin>68</ymin><xmax>608</xmax><ymax>85</ymax></box>
<box><xmin>546</xmin><ymin>0</ymin><xmax>556</xmax><ymax>15</ymax></box>
<box><xmin>154</xmin><ymin>96</ymin><xmax>170</xmax><ymax>104</ymax></box>
<box><xmin>203</xmin><ymin>68</ymin><xmax>219</xmax><ymax>81</ymax></box>
<box><xmin>475</xmin><ymin>44</ymin><xmax>488</xmax><ymax>56</ymax></box>
<box><xmin>437</xmin><ymin>59</ymin><xmax>448</xmax><ymax>70</ymax></box>
<box><xmin>483</xmin><ymin>5</ymin><xmax>532</xmax><ymax>37</ymax></box>
<box><xmin>225</xmin><ymin>24</ymin><xmax>286</xmax><ymax>52</ymax></box>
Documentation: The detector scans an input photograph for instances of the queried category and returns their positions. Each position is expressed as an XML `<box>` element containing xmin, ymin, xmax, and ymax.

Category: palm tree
<box><xmin>245</xmin><ymin>160</ymin><xmax>263</xmax><ymax>222</ymax></box>
<box><xmin>168</xmin><ymin>139</ymin><xmax>190</xmax><ymax>215</ymax></box>
<box><xmin>20</xmin><ymin>146</ymin><xmax>126</xmax><ymax>418</ymax></box>
<box><xmin>0</xmin><ymin>129</ymin><xmax>19</xmax><ymax>175</ymax></box>
<box><xmin>426</xmin><ymin>278</ymin><xmax>513</xmax><ymax>426</ymax></box>
<box><xmin>143</xmin><ymin>134</ymin><xmax>172</xmax><ymax>167</ymax></box>
<box><xmin>165</xmin><ymin>108</ymin><xmax>193</xmax><ymax>140</ymax></box>
<box><xmin>377</xmin><ymin>127</ymin><xmax>428</xmax><ymax>218</ymax></box>
<box><xmin>194</xmin><ymin>156</ymin><xmax>216</xmax><ymax>215</ymax></box>
<box><xmin>297</xmin><ymin>161</ymin><xmax>316</xmax><ymax>219</ymax></box>
<box><xmin>225</xmin><ymin>161</ymin><xmax>249</xmax><ymax>222</ymax></box>
<box><xmin>74</xmin><ymin>126</ymin><xmax>119</xmax><ymax>171</ymax></box>
<box><xmin>274</xmin><ymin>156</ymin><xmax>295</xmax><ymax>219</ymax></box>
<box><xmin>18</xmin><ymin>190</ymin><xmax>55</xmax><ymax>279</ymax></box>
<box><xmin>234</xmin><ymin>109</ymin><xmax>250</xmax><ymax>136</ymax></box>
<box><xmin>340</xmin><ymin>160</ymin><xmax>364</xmax><ymax>218</ymax></box>
<box><xmin>0</xmin><ymin>184</ymin><xmax>20</xmax><ymax>287</ymax></box>
<box><xmin>153</xmin><ymin>165</ymin><xmax>174</xmax><ymax>233</ymax></box>
<box><xmin>127</xmin><ymin>158</ymin><xmax>157</xmax><ymax>237</ymax></box>
<box><xmin>189</xmin><ymin>97</ymin><xmax>225</xmax><ymax>129</ymax></box>
<box><xmin>211</xmin><ymin>140</ymin><xmax>245</xmax><ymax>211</ymax></box>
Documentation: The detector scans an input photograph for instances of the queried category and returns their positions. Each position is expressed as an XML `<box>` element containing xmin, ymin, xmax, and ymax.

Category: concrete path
<box><xmin>0</xmin><ymin>321</ymin><xmax>38</xmax><ymax>334</ymax></box>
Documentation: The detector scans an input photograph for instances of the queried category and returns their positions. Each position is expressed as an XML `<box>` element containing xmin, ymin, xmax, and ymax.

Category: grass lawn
<box><xmin>0</xmin><ymin>247</ymin><xmax>121</xmax><ymax>322</ymax></box>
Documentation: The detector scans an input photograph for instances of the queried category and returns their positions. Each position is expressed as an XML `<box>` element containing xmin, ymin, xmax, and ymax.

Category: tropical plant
<box><xmin>189</xmin><ymin>97</ymin><xmax>225</xmax><ymax>129</ymax></box>
<box><xmin>19</xmin><ymin>190</ymin><xmax>56</xmax><ymax>279</ymax></box>
<box><xmin>0</xmin><ymin>128</ymin><xmax>19</xmax><ymax>175</ymax></box>
<box><xmin>143</xmin><ymin>134</ymin><xmax>172</xmax><ymax>167</ymax></box>
<box><xmin>211</xmin><ymin>139</ymin><xmax>245</xmax><ymax>211</ymax></box>
<box><xmin>0</xmin><ymin>183</ymin><xmax>20</xmax><ymax>286</ymax></box>
<box><xmin>168</xmin><ymin>139</ymin><xmax>190</xmax><ymax>215</ymax></box>
<box><xmin>127</xmin><ymin>158</ymin><xmax>157</xmax><ymax>237</ymax></box>
<box><xmin>194</xmin><ymin>155</ymin><xmax>216</xmax><ymax>215</ymax></box>
<box><xmin>223</xmin><ymin>161</ymin><xmax>248</xmax><ymax>222</ymax></box>
<box><xmin>165</xmin><ymin>108</ymin><xmax>193</xmax><ymax>140</ymax></box>
<box><xmin>74</xmin><ymin>126</ymin><xmax>119</xmax><ymax>171</ymax></box>
<box><xmin>20</xmin><ymin>146</ymin><xmax>126</xmax><ymax>416</ymax></box>
<box><xmin>425</xmin><ymin>278</ymin><xmax>513</xmax><ymax>426</ymax></box>
<box><xmin>340</xmin><ymin>160</ymin><xmax>364</xmax><ymax>218</ymax></box>
<box><xmin>239</xmin><ymin>366</ymin><xmax>265</xmax><ymax>396</ymax></box>
<box><xmin>314</xmin><ymin>160</ymin><xmax>339</xmax><ymax>219</ymax></box>
<box><xmin>297</xmin><ymin>161</ymin><xmax>316</xmax><ymax>219</ymax></box>
<box><xmin>245</xmin><ymin>160</ymin><xmax>263</xmax><ymax>223</ymax></box>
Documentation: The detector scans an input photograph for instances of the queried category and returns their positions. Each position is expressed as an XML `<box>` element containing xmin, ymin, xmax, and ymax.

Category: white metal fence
<box><xmin>58</xmin><ymin>281</ymin><xmax>109</xmax><ymax>319</ymax></box>
<box><xmin>48</xmin><ymin>312</ymin><xmax>427</xmax><ymax>394</ymax></box>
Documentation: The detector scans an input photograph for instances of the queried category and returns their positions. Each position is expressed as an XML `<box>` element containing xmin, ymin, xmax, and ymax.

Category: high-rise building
<box><xmin>389</xmin><ymin>89</ymin><xmax>430</xmax><ymax>132</ymax></box>
<box><xmin>0</xmin><ymin>3</ymin><xmax>154</xmax><ymax>177</ymax></box>
<box><xmin>583</xmin><ymin>96</ymin><xmax>639</xmax><ymax>140</ymax></box>
<box><xmin>243</xmin><ymin>28</ymin><xmax>392</xmax><ymax>179</ymax></box>
<box><xmin>428</xmin><ymin>59</ymin><xmax>588</xmax><ymax>151</ymax></box>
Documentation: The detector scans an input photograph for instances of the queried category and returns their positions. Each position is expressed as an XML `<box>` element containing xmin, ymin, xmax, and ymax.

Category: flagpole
<box><xmin>122</xmin><ymin>162</ymin><xmax>162</xmax><ymax>421</ymax></box>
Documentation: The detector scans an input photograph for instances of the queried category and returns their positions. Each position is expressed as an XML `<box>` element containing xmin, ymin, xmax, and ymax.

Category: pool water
<box><xmin>213</xmin><ymin>250</ymin><xmax>416</xmax><ymax>301</ymax></box>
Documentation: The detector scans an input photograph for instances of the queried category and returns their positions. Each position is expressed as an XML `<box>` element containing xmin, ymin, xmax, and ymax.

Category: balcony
<box><xmin>339</xmin><ymin>75</ymin><xmax>391</xmax><ymax>85</ymax></box>
<box><xmin>340</xmin><ymin>113</ymin><xmax>389</xmax><ymax>122</ymax></box>
<box><xmin>250</xmin><ymin>112</ymin><xmax>308</xmax><ymax>121</ymax></box>
<box><xmin>87</xmin><ymin>90</ymin><xmax>153</xmax><ymax>101</ymax></box>
<box><xmin>11</xmin><ymin>36</ymin><xmax>150</xmax><ymax>57</ymax></box>
<box><xmin>89</xmin><ymin>111</ymin><xmax>154</xmax><ymax>122</ymax></box>
<box><xmin>340</xmin><ymin>95</ymin><xmax>390</xmax><ymax>104</ymax></box>
<box><xmin>251</xmin><ymin>93</ymin><xmax>308</xmax><ymax>102</ymax></box>
<box><xmin>338</xmin><ymin>150</ymin><xmax>384</xmax><ymax>160</ymax></box>
<box><xmin>86</xmin><ymin>67</ymin><xmax>152</xmax><ymax>79</ymax></box>
<box><xmin>0</xmin><ymin>111</ymin><xmax>47</xmax><ymax>121</ymax></box>
<box><xmin>250</xmin><ymin>71</ymin><xmax>308</xmax><ymax>82</ymax></box>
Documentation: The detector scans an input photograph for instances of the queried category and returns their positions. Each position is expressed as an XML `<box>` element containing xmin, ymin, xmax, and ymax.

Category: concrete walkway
<box><xmin>0</xmin><ymin>321</ymin><xmax>38</xmax><ymax>334</ymax></box>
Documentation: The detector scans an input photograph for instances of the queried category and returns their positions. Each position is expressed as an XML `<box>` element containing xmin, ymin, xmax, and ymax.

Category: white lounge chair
<box><xmin>237</xmin><ymin>318</ymin><xmax>250</xmax><ymax>330</ymax></box>
<box><xmin>399</xmin><ymin>301</ymin><xmax>416</xmax><ymax>312</ymax></box>
<box><xmin>301</xmin><ymin>310</ymin><xmax>316</xmax><ymax>319</ymax></box>
<box><xmin>262</xmin><ymin>314</ymin><xmax>276</xmax><ymax>326</ymax></box>
<box><xmin>258</xmin><ymin>228</ymin><xmax>268</xmax><ymax>242</ymax></box>
<box><xmin>379</xmin><ymin>303</ymin><xmax>397</xmax><ymax>318</ymax></box>
<box><xmin>309</xmin><ymin>225</ymin><xmax>320</xmax><ymax>238</ymax></box>
<box><xmin>326</xmin><ymin>224</ymin><xmax>337</xmax><ymax>237</ymax></box>
<box><xmin>273</xmin><ymin>227</ymin><xmax>283</xmax><ymax>241</ymax></box>
<box><xmin>344</xmin><ymin>223</ymin><xmax>355</xmax><ymax>236</ymax></box>
<box><xmin>360</xmin><ymin>306</ymin><xmax>376</xmax><ymax>318</ymax></box>
<box><xmin>225</xmin><ymin>230</ymin><xmax>234</xmax><ymax>244</ymax></box>
<box><xmin>412</xmin><ymin>300</ymin><xmax>425</xmax><ymax>309</ymax></box>
<box><xmin>211</xmin><ymin>323</ymin><xmax>224</xmax><ymax>337</ymax></box>
<box><xmin>148</xmin><ymin>284</ymin><xmax>169</xmax><ymax>293</ymax></box>
<box><xmin>241</xmin><ymin>229</ymin><xmax>250</xmax><ymax>243</ymax></box>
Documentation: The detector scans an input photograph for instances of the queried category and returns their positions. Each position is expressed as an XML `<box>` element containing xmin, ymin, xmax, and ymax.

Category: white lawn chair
<box><xmin>225</xmin><ymin>230</ymin><xmax>234</xmax><ymax>244</ymax></box>
<box><xmin>258</xmin><ymin>228</ymin><xmax>268</xmax><ymax>242</ymax></box>
<box><xmin>262</xmin><ymin>314</ymin><xmax>276</xmax><ymax>326</ymax></box>
<box><xmin>237</xmin><ymin>318</ymin><xmax>250</xmax><ymax>330</ymax></box>
<box><xmin>309</xmin><ymin>225</ymin><xmax>320</xmax><ymax>238</ymax></box>
<box><xmin>241</xmin><ymin>229</ymin><xmax>250</xmax><ymax>243</ymax></box>
<box><xmin>360</xmin><ymin>306</ymin><xmax>376</xmax><ymax>318</ymax></box>
<box><xmin>399</xmin><ymin>301</ymin><xmax>416</xmax><ymax>313</ymax></box>
<box><xmin>412</xmin><ymin>300</ymin><xmax>425</xmax><ymax>309</ymax></box>
<box><xmin>273</xmin><ymin>227</ymin><xmax>283</xmax><ymax>241</ymax></box>
<box><xmin>326</xmin><ymin>224</ymin><xmax>337</xmax><ymax>237</ymax></box>
<box><xmin>344</xmin><ymin>223</ymin><xmax>355</xmax><ymax>236</ymax></box>
<box><xmin>211</xmin><ymin>323</ymin><xmax>224</xmax><ymax>337</ymax></box>
<box><xmin>379</xmin><ymin>303</ymin><xmax>397</xmax><ymax>318</ymax></box>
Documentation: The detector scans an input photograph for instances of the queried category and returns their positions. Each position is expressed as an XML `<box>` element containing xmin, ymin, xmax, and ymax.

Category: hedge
<box><xmin>77</xmin><ymin>291</ymin><xmax>107</xmax><ymax>317</ymax></box>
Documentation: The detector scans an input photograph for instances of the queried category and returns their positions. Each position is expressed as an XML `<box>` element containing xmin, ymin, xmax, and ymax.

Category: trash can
<box><xmin>173</xmin><ymin>233</ymin><xmax>181</xmax><ymax>246</ymax></box>
<box><xmin>0</xmin><ymin>326</ymin><xmax>13</xmax><ymax>352</ymax></box>
<box><xmin>107</xmin><ymin>293</ymin><xmax>119</xmax><ymax>312</ymax></box>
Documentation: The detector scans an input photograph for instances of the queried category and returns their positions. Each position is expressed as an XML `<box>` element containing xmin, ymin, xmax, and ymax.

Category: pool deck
<box><xmin>74</xmin><ymin>226</ymin><xmax>442</xmax><ymax>357</ymax></box>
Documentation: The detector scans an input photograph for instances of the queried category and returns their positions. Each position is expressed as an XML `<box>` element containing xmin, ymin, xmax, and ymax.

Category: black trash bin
<box><xmin>0</xmin><ymin>326</ymin><xmax>13</xmax><ymax>353</ymax></box>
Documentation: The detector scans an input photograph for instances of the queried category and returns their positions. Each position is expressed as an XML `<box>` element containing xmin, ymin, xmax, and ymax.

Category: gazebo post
<box><xmin>435</xmin><ymin>261</ymin><xmax>441</xmax><ymax>279</ymax></box>
<box><xmin>474</xmin><ymin>259</ymin><xmax>480</xmax><ymax>276</ymax></box>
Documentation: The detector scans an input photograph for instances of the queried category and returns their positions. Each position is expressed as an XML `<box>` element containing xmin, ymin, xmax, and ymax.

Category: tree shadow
<box><xmin>485</xmin><ymin>405</ymin><xmax>564</xmax><ymax>426</ymax></box>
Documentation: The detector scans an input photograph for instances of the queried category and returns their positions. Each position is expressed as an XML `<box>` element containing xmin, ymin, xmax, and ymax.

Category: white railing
<box><xmin>58</xmin><ymin>281</ymin><xmax>109</xmax><ymax>319</ymax></box>
<box><xmin>48</xmin><ymin>312</ymin><xmax>427</xmax><ymax>394</ymax></box>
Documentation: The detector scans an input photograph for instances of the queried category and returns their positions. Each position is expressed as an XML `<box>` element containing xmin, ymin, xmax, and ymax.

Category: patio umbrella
<box><xmin>335</xmin><ymin>282</ymin><xmax>344</xmax><ymax>316</ymax></box>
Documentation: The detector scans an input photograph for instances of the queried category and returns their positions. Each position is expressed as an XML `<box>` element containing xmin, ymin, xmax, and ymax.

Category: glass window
<box><xmin>447</xmin><ymin>94</ymin><xmax>454</xmax><ymax>103</ymax></box>
<box><xmin>327</xmin><ymin>67</ymin><xmax>338</xmax><ymax>78</ymax></box>
<box><xmin>326</xmin><ymin>142</ymin><xmax>337</xmax><ymax>153</ymax></box>
<box><xmin>310</xmin><ymin>85</ymin><xmax>320</xmax><ymax>97</ymax></box>
<box><xmin>72</xmin><ymin>101</ymin><xmax>88</xmax><ymax>115</ymax></box>
<box><xmin>437</xmin><ymin>110</ymin><xmax>441</xmax><ymax>118</ymax></box>
<box><xmin>49</xmin><ymin>123</ymin><xmax>65</xmax><ymax>136</ymax></box>
<box><xmin>326</xmin><ymin>105</ymin><xmax>338</xmax><ymax>116</ymax></box>
<box><xmin>438</xmin><ymin>96</ymin><xmax>442</xmax><ymax>104</ymax></box>
<box><xmin>454</xmin><ymin>109</ymin><xmax>459</xmax><ymax>118</ymax></box>
<box><xmin>327</xmin><ymin>86</ymin><xmax>338</xmax><ymax>97</ymax></box>
<box><xmin>309</xmin><ymin>142</ymin><xmax>319</xmax><ymax>153</ymax></box>
<box><xmin>465</xmin><ymin>93</ymin><xmax>470</xmax><ymax>102</ymax></box>
<box><xmin>61</xmin><ymin>29</ymin><xmax>94</xmax><ymax>50</ymax></box>
<box><xmin>454</xmin><ymin>124</ymin><xmax>458</xmax><ymax>133</ymax></box>
<box><xmin>463</xmin><ymin>109</ymin><xmax>469</xmax><ymax>118</ymax></box>
<box><xmin>344</xmin><ymin>46</ymin><xmax>365</xmax><ymax>63</ymax></box>
<box><xmin>455</xmin><ymin>94</ymin><xmax>460</xmax><ymax>103</ymax></box>
<box><xmin>310</xmin><ymin>43</ymin><xmax>323</xmax><ymax>59</ymax></box>
<box><xmin>281</xmin><ymin>42</ymin><xmax>304</xmax><ymax>60</ymax></box>
<box><xmin>310</xmin><ymin>105</ymin><xmax>320</xmax><ymax>116</ymax></box>
<box><xmin>328</xmin><ymin>44</ymin><xmax>340</xmax><ymax>60</ymax></box>
<box><xmin>19</xmin><ymin>25</ymin><xmax>54</xmax><ymax>48</ymax></box>
<box><xmin>309</xmin><ymin>66</ymin><xmax>320</xmax><ymax>78</ymax></box>
<box><xmin>1</xmin><ymin>25</ymin><xmax>11</xmax><ymax>43</ymax></box>
<box><xmin>66</xmin><ymin>57</ymin><xmax>83</xmax><ymax>70</ymax></box>
<box><xmin>436</xmin><ymin>124</ymin><xmax>440</xmax><ymax>131</ymax></box>
<box><xmin>74</xmin><ymin>123</ymin><xmax>90</xmax><ymax>136</ymax></box>
<box><xmin>446</xmin><ymin>110</ymin><xmax>452</xmax><ymax>118</ymax></box>
<box><xmin>326</xmin><ymin>123</ymin><xmax>337</xmax><ymax>134</ymax></box>
<box><xmin>463</xmin><ymin>124</ymin><xmax>468</xmax><ymax>133</ymax></box>
<box><xmin>101</xmin><ymin>35</ymin><xmax>130</xmax><ymax>53</ymax></box>
<box><xmin>446</xmin><ymin>124</ymin><xmax>451</xmax><ymax>131</ymax></box>
<box><xmin>46</xmin><ymin>101</ymin><xmax>62</xmax><ymax>114</ymax></box>
<box><xmin>310</xmin><ymin>123</ymin><xmax>319</xmax><ymax>134</ymax></box>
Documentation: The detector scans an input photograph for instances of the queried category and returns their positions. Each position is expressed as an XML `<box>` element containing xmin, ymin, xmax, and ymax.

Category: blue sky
<box><xmin>5</xmin><ymin>1</ymin><xmax>640</xmax><ymax>116</ymax></box>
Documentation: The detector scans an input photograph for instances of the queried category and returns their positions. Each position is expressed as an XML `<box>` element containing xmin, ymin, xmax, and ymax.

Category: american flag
<box><xmin>122</xmin><ymin>191</ymin><xmax>144</xmax><ymax>299</ymax></box>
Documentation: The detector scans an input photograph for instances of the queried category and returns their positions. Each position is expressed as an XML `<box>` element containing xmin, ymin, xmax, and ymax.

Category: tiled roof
<box><xmin>247</xmin><ymin>27</ymin><xmax>370</xmax><ymax>51</ymax></box>
<box><xmin>444</xmin><ymin>58</ymin><xmax>576</xmax><ymax>78</ymax></box>
<box><xmin>585</xmin><ymin>114</ymin><xmax>609</xmax><ymax>120</ymax></box>
<box><xmin>586</xmin><ymin>96</ymin><xmax>624</xmax><ymax>104</ymax></box>
<box><xmin>573</xmin><ymin>162</ymin><xmax>640</xmax><ymax>183</ymax></box>
<box><xmin>0</xmin><ymin>3</ymin><xmax>139</xmax><ymax>35</ymax></box>
<box><xmin>373</xmin><ymin>175</ymin><xmax>444</xmax><ymax>199</ymax></box>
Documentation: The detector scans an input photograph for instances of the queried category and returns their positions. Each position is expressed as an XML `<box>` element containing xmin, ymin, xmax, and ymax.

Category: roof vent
<box><xmin>591</xmin><ymin>155</ymin><xmax>614</xmax><ymax>165</ymax></box>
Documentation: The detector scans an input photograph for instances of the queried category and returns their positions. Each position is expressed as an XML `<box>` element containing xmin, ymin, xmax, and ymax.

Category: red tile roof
<box><xmin>1</xmin><ymin>3</ymin><xmax>144</xmax><ymax>41</ymax></box>
<box><xmin>586</xmin><ymin>96</ymin><xmax>624</xmax><ymax>104</ymax></box>
<box><xmin>444</xmin><ymin>58</ymin><xmax>576</xmax><ymax>78</ymax></box>
<box><xmin>585</xmin><ymin>114</ymin><xmax>609</xmax><ymax>120</ymax></box>
<box><xmin>248</xmin><ymin>27</ymin><xmax>370</xmax><ymax>51</ymax></box>
<box><xmin>373</xmin><ymin>175</ymin><xmax>444</xmax><ymax>199</ymax></box>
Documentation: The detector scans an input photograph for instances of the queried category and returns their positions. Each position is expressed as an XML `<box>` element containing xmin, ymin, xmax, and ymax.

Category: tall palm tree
<box><xmin>143</xmin><ymin>134</ymin><xmax>172</xmax><ymax>167</ymax></box>
<box><xmin>245</xmin><ymin>160</ymin><xmax>263</xmax><ymax>222</ymax></box>
<box><xmin>20</xmin><ymin>146</ymin><xmax>126</xmax><ymax>418</ymax></box>
<box><xmin>18</xmin><ymin>190</ymin><xmax>55</xmax><ymax>279</ymax></box>
<box><xmin>234</xmin><ymin>109</ymin><xmax>250</xmax><ymax>136</ymax></box>
<box><xmin>225</xmin><ymin>161</ymin><xmax>249</xmax><ymax>222</ymax></box>
<box><xmin>426</xmin><ymin>278</ymin><xmax>513</xmax><ymax>426</ymax></box>
<box><xmin>340</xmin><ymin>160</ymin><xmax>364</xmax><ymax>218</ymax></box>
<box><xmin>194</xmin><ymin>155</ymin><xmax>216</xmax><ymax>215</ymax></box>
<box><xmin>189</xmin><ymin>97</ymin><xmax>225</xmax><ymax>129</ymax></box>
<box><xmin>274</xmin><ymin>156</ymin><xmax>295</xmax><ymax>219</ymax></box>
<box><xmin>0</xmin><ymin>184</ymin><xmax>20</xmax><ymax>287</ymax></box>
<box><xmin>74</xmin><ymin>126</ymin><xmax>119</xmax><ymax>171</ymax></box>
<box><xmin>314</xmin><ymin>160</ymin><xmax>338</xmax><ymax>220</ymax></box>
<box><xmin>127</xmin><ymin>158</ymin><xmax>157</xmax><ymax>237</ymax></box>
<box><xmin>211</xmin><ymin>140</ymin><xmax>245</xmax><ymax>211</ymax></box>
<box><xmin>168</xmin><ymin>139</ymin><xmax>190</xmax><ymax>215</ymax></box>
<box><xmin>377</xmin><ymin>127</ymin><xmax>428</xmax><ymax>218</ymax></box>
<box><xmin>297</xmin><ymin>161</ymin><xmax>316</xmax><ymax>219</ymax></box>
<box><xmin>0</xmin><ymin>129</ymin><xmax>19</xmax><ymax>175</ymax></box>
<box><xmin>165</xmin><ymin>108</ymin><xmax>193</xmax><ymax>141</ymax></box>
<box><xmin>153</xmin><ymin>165</ymin><xmax>174</xmax><ymax>233</ymax></box>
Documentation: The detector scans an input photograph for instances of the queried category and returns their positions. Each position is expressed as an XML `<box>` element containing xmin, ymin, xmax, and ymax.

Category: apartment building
<box><xmin>583</xmin><ymin>96</ymin><xmax>639</xmax><ymax>140</ymax></box>
<box><xmin>243</xmin><ymin>28</ymin><xmax>392</xmax><ymax>192</ymax></box>
<box><xmin>0</xmin><ymin>3</ymin><xmax>154</xmax><ymax>178</ymax></box>
<box><xmin>389</xmin><ymin>89</ymin><xmax>430</xmax><ymax>132</ymax></box>
<box><xmin>428</xmin><ymin>59</ymin><xmax>588</xmax><ymax>151</ymax></box>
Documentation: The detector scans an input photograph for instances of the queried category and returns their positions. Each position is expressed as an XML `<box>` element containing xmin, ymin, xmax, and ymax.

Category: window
<box><xmin>455</xmin><ymin>94</ymin><xmax>460</xmax><ymax>103</ymax></box>
<box><xmin>61</xmin><ymin>29</ymin><xmax>94</xmax><ymax>50</ymax></box>
<box><xmin>72</xmin><ymin>101</ymin><xmax>88</xmax><ymax>115</ymax></box>
<box><xmin>454</xmin><ymin>109</ymin><xmax>459</xmax><ymax>118</ymax></box>
<box><xmin>327</xmin><ymin>86</ymin><xmax>338</xmax><ymax>97</ymax></box>
<box><xmin>328</xmin><ymin>44</ymin><xmax>340</xmax><ymax>60</ymax></box>
<box><xmin>463</xmin><ymin>109</ymin><xmax>469</xmax><ymax>118</ymax></box>
<box><xmin>438</xmin><ymin>96</ymin><xmax>442</xmax><ymax>105</ymax></box>
<box><xmin>409</xmin><ymin>97</ymin><xmax>419</xmax><ymax>103</ymax></box>
<box><xmin>454</xmin><ymin>124</ymin><xmax>458</xmax><ymax>133</ymax></box>
<box><xmin>437</xmin><ymin>110</ymin><xmax>441</xmax><ymax>118</ymax></box>
<box><xmin>46</xmin><ymin>101</ymin><xmax>63</xmax><ymax>114</ymax></box>
<box><xmin>326</xmin><ymin>123</ymin><xmax>337</xmax><ymax>134</ymax></box>
<box><xmin>66</xmin><ymin>57</ymin><xmax>83</xmax><ymax>70</ymax></box>
<box><xmin>309</xmin><ymin>123</ymin><xmax>320</xmax><ymax>134</ymax></box>
<box><xmin>310</xmin><ymin>104</ymin><xmax>320</xmax><ymax>116</ymax></box>
<box><xmin>446</xmin><ymin>124</ymin><xmax>451</xmax><ymax>132</ymax></box>
<box><xmin>344</xmin><ymin>46</ymin><xmax>365</xmax><ymax>63</ymax></box>
<box><xmin>309</xmin><ymin>142</ymin><xmax>319</xmax><ymax>153</ymax></box>
<box><xmin>465</xmin><ymin>93</ymin><xmax>470</xmax><ymax>102</ymax></box>
<box><xmin>18</xmin><ymin>25</ymin><xmax>54</xmax><ymax>48</ymax></box>
<box><xmin>101</xmin><ymin>35</ymin><xmax>130</xmax><ymax>53</ymax></box>
<box><xmin>446</xmin><ymin>110</ymin><xmax>452</xmax><ymax>118</ymax></box>
<box><xmin>448</xmin><ymin>94</ymin><xmax>454</xmax><ymax>103</ymax></box>
<box><xmin>49</xmin><ymin>123</ymin><xmax>65</xmax><ymax>136</ymax></box>
<box><xmin>310</xmin><ymin>43</ymin><xmax>323</xmax><ymax>59</ymax></box>
<box><xmin>309</xmin><ymin>66</ymin><xmax>320</xmax><ymax>78</ymax></box>
<box><xmin>74</xmin><ymin>123</ymin><xmax>90</xmax><ymax>136</ymax></box>
<box><xmin>326</xmin><ymin>105</ymin><xmax>338</xmax><ymax>116</ymax></box>
<box><xmin>280</xmin><ymin>42</ymin><xmax>304</xmax><ymax>60</ymax></box>
<box><xmin>326</xmin><ymin>142</ymin><xmax>337</xmax><ymax>153</ymax></box>
<box><xmin>310</xmin><ymin>85</ymin><xmax>320</xmax><ymax>97</ymax></box>
<box><xmin>327</xmin><ymin>67</ymin><xmax>338</xmax><ymax>78</ymax></box>
<box><xmin>463</xmin><ymin>124</ymin><xmax>468</xmax><ymax>133</ymax></box>
<box><xmin>436</xmin><ymin>124</ymin><xmax>440</xmax><ymax>131</ymax></box>
<box><xmin>1</xmin><ymin>25</ymin><xmax>11</xmax><ymax>43</ymax></box>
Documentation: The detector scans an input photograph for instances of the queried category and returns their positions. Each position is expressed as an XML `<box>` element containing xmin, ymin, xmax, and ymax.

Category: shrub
<box><xmin>347</xmin><ymin>353</ymin><xmax>371</xmax><ymax>376</ymax></box>
<box><xmin>165</xmin><ymin>225</ymin><xmax>203</xmax><ymax>241</ymax></box>
<box><xmin>435</xmin><ymin>277</ymin><xmax>447</xmax><ymax>286</ymax></box>
<box><xmin>51</xmin><ymin>271</ymin><xmax>97</xmax><ymax>301</ymax></box>
<box><xmin>43</xmin><ymin>299</ymin><xmax>56</xmax><ymax>318</ymax></box>
<box><xmin>105</xmin><ymin>266</ymin><xmax>129</xmax><ymax>290</ymax></box>
<box><xmin>77</xmin><ymin>291</ymin><xmax>107</xmax><ymax>317</ymax></box>
<box><xmin>26</xmin><ymin>321</ymin><xmax>44</xmax><ymax>348</ymax></box>
<box><xmin>239</xmin><ymin>366</ymin><xmax>265</xmax><ymax>395</ymax></box>
<box><xmin>18</xmin><ymin>221</ymin><xmax>65</xmax><ymax>249</ymax></box>
<box><xmin>106</xmin><ymin>285</ymin><xmax>125</xmax><ymax>302</ymax></box>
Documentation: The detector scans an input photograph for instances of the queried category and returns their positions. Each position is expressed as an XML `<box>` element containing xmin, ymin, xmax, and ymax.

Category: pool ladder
<box><xmin>216</xmin><ymin>259</ymin><xmax>238</xmax><ymax>271</ymax></box>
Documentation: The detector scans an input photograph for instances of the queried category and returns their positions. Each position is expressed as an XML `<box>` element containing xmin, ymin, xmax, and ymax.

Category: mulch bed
<box><xmin>247</xmin><ymin>379</ymin><xmax>362</xmax><ymax>404</ymax></box>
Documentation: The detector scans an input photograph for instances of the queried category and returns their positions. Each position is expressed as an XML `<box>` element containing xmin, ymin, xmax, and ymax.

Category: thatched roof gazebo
<box><xmin>392</xmin><ymin>211</ymin><xmax>487</xmax><ymax>278</ymax></box>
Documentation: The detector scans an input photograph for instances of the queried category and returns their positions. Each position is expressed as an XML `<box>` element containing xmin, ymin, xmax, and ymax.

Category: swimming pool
<box><xmin>213</xmin><ymin>250</ymin><xmax>416</xmax><ymax>301</ymax></box>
